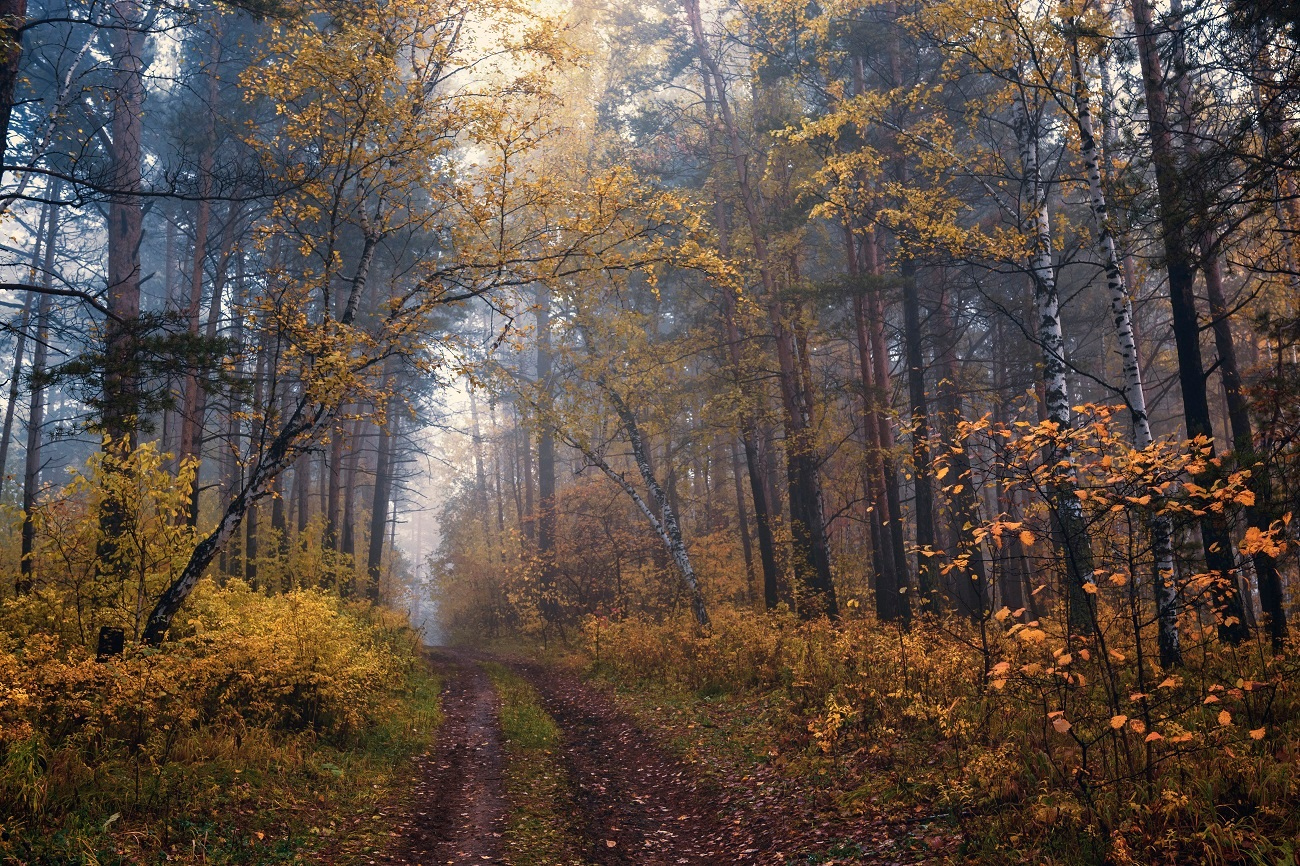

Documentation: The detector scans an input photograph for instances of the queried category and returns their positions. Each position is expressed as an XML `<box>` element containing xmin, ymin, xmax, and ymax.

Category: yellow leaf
<box><xmin>1144</xmin><ymin>731</ymin><xmax>1164</xmax><ymax>743</ymax></box>
<box><xmin>1051</xmin><ymin>717</ymin><xmax>1072</xmax><ymax>734</ymax></box>
<box><xmin>1019</xmin><ymin>529</ymin><xmax>1035</xmax><ymax>547</ymax></box>
<box><xmin>1110</xmin><ymin>715</ymin><xmax>1127</xmax><ymax>729</ymax></box>
<box><xmin>1218</xmin><ymin>710</ymin><xmax>1232</xmax><ymax>726</ymax></box>
<box><xmin>1249</xmin><ymin>728</ymin><xmax>1266</xmax><ymax>740</ymax></box>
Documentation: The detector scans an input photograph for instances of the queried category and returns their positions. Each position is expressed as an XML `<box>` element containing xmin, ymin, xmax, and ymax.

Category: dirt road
<box><xmin>375</xmin><ymin>650</ymin><xmax>507</xmax><ymax>864</ymax></box>
<box><xmin>372</xmin><ymin>651</ymin><xmax>947</xmax><ymax>865</ymax></box>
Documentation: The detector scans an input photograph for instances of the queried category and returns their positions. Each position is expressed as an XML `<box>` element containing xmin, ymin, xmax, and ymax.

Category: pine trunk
<box><xmin>1130</xmin><ymin>0</ymin><xmax>1249</xmax><ymax>643</ymax></box>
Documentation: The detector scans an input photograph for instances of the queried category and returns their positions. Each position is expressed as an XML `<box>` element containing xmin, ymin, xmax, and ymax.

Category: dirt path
<box><xmin>375</xmin><ymin>649</ymin><xmax>507</xmax><ymax>865</ymax></box>
<box><xmin>510</xmin><ymin>661</ymin><xmax>749</xmax><ymax>864</ymax></box>
<box><xmin>372</xmin><ymin>653</ymin><xmax>944</xmax><ymax>864</ymax></box>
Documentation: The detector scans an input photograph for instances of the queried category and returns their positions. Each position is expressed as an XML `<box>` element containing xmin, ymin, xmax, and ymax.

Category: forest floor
<box><xmin>362</xmin><ymin>648</ymin><xmax>959</xmax><ymax>865</ymax></box>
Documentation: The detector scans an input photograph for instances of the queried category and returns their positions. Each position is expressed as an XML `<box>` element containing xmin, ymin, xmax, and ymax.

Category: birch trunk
<box><xmin>1015</xmin><ymin>79</ymin><xmax>1097</xmax><ymax>634</ymax></box>
<box><xmin>596</xmin><ymin>387</ymin><xmax>709</xmax><ymax>627</ymax></box>
<box><xmin>1069</xmin><ymin>35</ymin><xmax>1181</xmax><ymax>665</ymax></box>
<box><xmin>0</xmin><ymin>201</ymin><xmax>45</xmax><ymax>484</ymax></box>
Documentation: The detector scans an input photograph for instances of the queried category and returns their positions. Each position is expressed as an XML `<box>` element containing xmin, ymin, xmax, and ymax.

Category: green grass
<box><xmin>481</xmin><ymin>662</ymin><xmax>587</xmax><ymax>866</ymax></box>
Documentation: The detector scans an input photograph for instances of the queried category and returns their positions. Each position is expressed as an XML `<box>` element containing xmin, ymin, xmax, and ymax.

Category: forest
<box><xmin>0</xmin><ymin>0</ymin><xmax>1298</xmax><ymax>862</ymax></box>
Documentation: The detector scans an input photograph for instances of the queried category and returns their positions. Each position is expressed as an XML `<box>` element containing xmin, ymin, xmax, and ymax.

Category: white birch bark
<box><xmin>1015</xmin><ymin>74</ymin><xmax>1096</xmax><ymax>632</ymax></box>
<box><xmin>604</xmin><ymin>387</ymin><xmax>710</xmax><ymax>628</ymax></box>
<box><xmin>1015</xmin><ymin>84</ymin><xmax>1070</xmax><ymax>429</ymax></box>
<box><xmin>1070</xmin><ymin>37</ymin><xmax>1180</xmax><ymax>665</ymax></box>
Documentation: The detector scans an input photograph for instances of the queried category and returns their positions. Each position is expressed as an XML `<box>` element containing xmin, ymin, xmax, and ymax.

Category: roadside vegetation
<box><xmin>1</xmin><ymin>576</ymin><xmax>439</xmax><ymax>865</ymax></box>
<box><xmin>580</xmin><ymin>609</ymin><xmax>1298</xmax><ymax>865</ymax></box>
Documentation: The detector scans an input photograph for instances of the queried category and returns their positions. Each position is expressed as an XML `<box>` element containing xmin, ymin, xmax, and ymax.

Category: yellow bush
<box><xmin>0</xmin><ymin>580</ymin><xmax>420</xmax><ymax>823</ymax></box>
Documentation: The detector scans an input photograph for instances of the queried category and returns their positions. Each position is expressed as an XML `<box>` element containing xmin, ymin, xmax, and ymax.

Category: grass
<box><xmin>0</xmin><ymin>665</ymin><xmax>443</xmax><ymax>865</ymax></box>
<box><xmin>481</xmin><ymin>661</ymin><xmax>587</xmax><ymax>866</ymax></box>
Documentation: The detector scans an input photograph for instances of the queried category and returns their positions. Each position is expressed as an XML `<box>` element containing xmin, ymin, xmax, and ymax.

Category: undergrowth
<box><xmin>584</xmin><ymin>608</ymin><xmax>1300</xmax><ymax>865</ymax></box>
<box><xmin>0</xmin><ymin>580</ymin><xmax>441</xmax><ymax>865</ymax></box>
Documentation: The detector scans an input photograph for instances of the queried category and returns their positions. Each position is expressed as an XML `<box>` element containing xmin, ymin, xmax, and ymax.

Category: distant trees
<box><xmin>0</xmin><ymin>0</ymin><xmax>1296</xmax><ymax>660</ymax></box>
<box><xmin>427</xmin><ymin>0</ymin><xmax>1297</xmax><ymax>661</ymax></box>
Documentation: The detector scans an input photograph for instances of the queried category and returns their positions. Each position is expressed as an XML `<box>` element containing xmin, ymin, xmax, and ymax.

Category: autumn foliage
<box><xmin>438</xmin><ymin>405</ymin><xmax>1300</xmax><ymax>863</ymax></box>
<box><xmin>0</xmin><ymin>447</ymin><xmax>432</xmax><ymax>862</ymax></box>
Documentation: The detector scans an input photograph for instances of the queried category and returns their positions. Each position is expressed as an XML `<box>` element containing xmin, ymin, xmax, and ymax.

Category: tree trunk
<box><xmin>847</xmin><ymin>227</ymin><xmax>904</xmax><ymax>621</ymax></box>
<box><xmin>714</xmin><ymin>197</ymin><xmax>781</xmax><ymax>608</ymax></box>
<box><xmin>144</xmin><ymin>393</ymin><xmax>335</xmax><ymax>644</ymax></box>
<box><xmin>294</xmin><ymin>445</ymin><xmax>310</xmax><ymax>540</ymax></box>
<box><xmin>684</xmin><ymin>0</ymin><xmax>836</xmax><ymax>617</ymax></box>
<box><xmin>535</xmin><ymin>284</ymin><xmax>559</xmax><ymax>622</ymax></box>
<box><xmin>243</xmin><ymin>327</ymin><xmax>267</xmax><ymax>590</ymax></box>
<box><xmin>1069</xmin><ymin>35</ymin><xmax>1180</xmax><ymax>665</ymax></box>
<box><xmin>0</xmin><ymin>201</ymin><xmax>45</xmax><ymax>485</ymax></box>
<box><xmin>604</xmin><ymin>386</ymin><xmax>710</xmax><ymax>627</ymax></box>
<box><xmin>325</xmin><ymin>422</ymin><xmax>344</xmax><ymax>550</ymax></box>
<box><xmin>0</xmin><ymin>0</ymin><xmax>28</xmax><ymax>173</ymax></box>
<box><xmin>901</xmin><ymin>260</ymin><xmax>936</xmax><ymax>613</ymax></box>
<box><xmin>103</xmin><ymin>0</ymin><xmax>144</xmax><ymax>445</ymax></box>
<box><xmin>341</xmin><ymin>416</ymin><xmax>363</xmax><ymax>561</ymax></box>
<box><xmin>178</xmin><ymin>102</ymin><xmax>216</xmax><ymax>518</ymax></box>
<box><xmin>696</xmin><ymin>58</ymin><xmax>781</xmax><ymax>609</ymax></box>
<box><xmin>730</xmin><ymin>437</ymin><xmax>756</xmax><ymax>605</ymax></box>
<box><xmin>520</xmin><ymin>403</ymin><xmax>535</xmax><ymax>544</ymax></box>
<box><xmin>1015</xmin><ymin>78</ymin><xmax>1097</xmax><ymax>635</ymax></box>
<box><xmin>468</xmin><ymin>385</ymin><xmax>493</xmax><ymax>548</ymax></box>
<box><xmin>97</xmin><ymin>0</ymin><xmax>146</xmax><ymax>591</ymax></box>
<box><xmin>935</xmin><ymin>288</ymin><xmax>987</xmax><ymax>619</ymax></box>
<box><xmin>1130</xmin><ymin>0</ymin><xmax>1249</xmax><ymax>643</ymax></box>
<box><xmin>1203</xmin><ymin>248</ymin><xmax>1288</xmax><ymax>647</ymax></box>
<box><xmin>366</xmin><ymin>415</ymin><xmax>395</xmax><ymax>603</ymax></box>
<box><xmin>17</xmin><ymin>196</ymin><xmax>55</xmax><ymax>595</ymax></box>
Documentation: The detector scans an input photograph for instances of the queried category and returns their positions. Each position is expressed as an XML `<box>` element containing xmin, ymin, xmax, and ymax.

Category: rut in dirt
<box><xmin>510</xmin><ymin>661</ymin><xmax>750</xmax><ymax>865</ymax></box>
<box><xmin>375</xmin><ymin>649</ymin><xmax>506</xmax><ymax>865</ymax></box>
